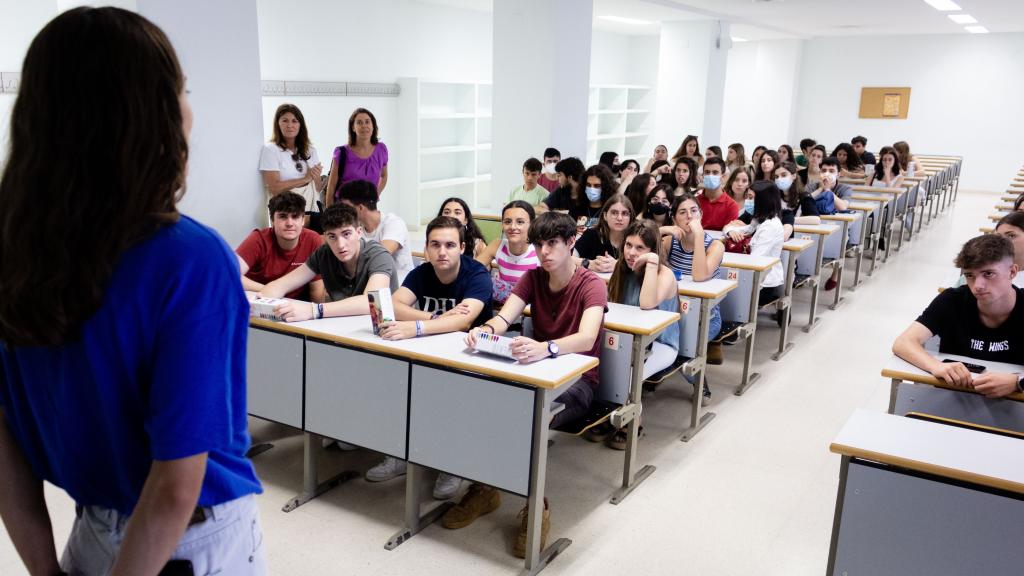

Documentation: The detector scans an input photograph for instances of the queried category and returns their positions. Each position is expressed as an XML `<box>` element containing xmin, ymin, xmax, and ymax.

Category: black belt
<box><xmin>75</xmin><ymin>504</ymin><xmax>207</xmax><ymax>526</ymax></box>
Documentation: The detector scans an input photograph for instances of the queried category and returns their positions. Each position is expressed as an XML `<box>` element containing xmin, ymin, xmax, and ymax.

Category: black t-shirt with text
<box><xmin>916</xmin><ymin>285</ymin><xmax>1024</xmax><ymax>364</ymax></box>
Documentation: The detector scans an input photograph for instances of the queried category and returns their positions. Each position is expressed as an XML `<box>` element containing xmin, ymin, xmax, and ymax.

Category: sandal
<box><xmin>583</xmin><ymin>421</ymin><xmax>615</xmax><ymax>443</ymax></box>
<box><xmin>605</xmin><ymin>425</ymin><xmax>644</xmax><ymax>451</ymax></box>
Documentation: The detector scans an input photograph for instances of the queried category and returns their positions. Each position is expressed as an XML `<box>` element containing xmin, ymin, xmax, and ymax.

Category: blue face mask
<box><xmin>703</xmin><ymin>174</ymin><xmax>721</xmax><ymax>190</ymax></box>
<box><xmin>585</xmin><ymin>186</ymin><xmax>602</xmax><ymax>202</ymax></box>
<box><xmin>775</xmin><ymin>177</ymin><xmax>793</xmax><ymax>192</ymax></box>
<box><xmin>743</xmin><ymin>199</ymin><xmax>755</xmax><ymax>214</ymax></box>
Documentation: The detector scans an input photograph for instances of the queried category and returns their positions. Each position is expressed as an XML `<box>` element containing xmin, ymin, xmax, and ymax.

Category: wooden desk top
<box><xmin>830</xmin><ymin>409</ymin><xmax>1024</xmax><ymax>495</ymax></box>
<box><xmin>1001</xmin><ymin>195</ymin><xmax>1019</xmax><ymax>202</ymax></box>
<box><xmin>850</xmin><ymin>194</ymin><xmax>887</xmax><ymax>204</ymax></box>
<box><xmin>524</xmin><ymin>302</ymin><xmax>679</xmax><ymax>337</ymax></box>
<box><xmin>783</xmin><ymin>238</ymin><xmax>814</xmax><ymax>253</ymax></box>
<box><xmin>850</xmin><ymin>185</ymin><xmax>904</xmax><ymax>195</ymax></box>
<box><xmin>847</xmin><ymin>202</ymin><xmax>878</xmax><ymax>212</ymax></box>
<box><xmin>881</xmin><ymin>352</ymin><xmax>1024</xmax><ymax>403</ymax></box>
<box><xmin>820</xmin><ymin>213</ymin><xmax>861</xmax><ymax>223</ymax></box>
<box><xmin>249</xmin><ymin>315</ymin><xmax>598</xmax><ymax>390</ymax></box>
<box><xmin>721</xmin><ymin>252</ymin><xmax>780</xmax><ymax>272</ymax></box>
<box><xmin>997</xmin><ymin>204</ymin><xmax>1014</xmax><ymax>211</ymax></box>
<box><xmin>793</xmin><ymin>223</ymin><xmax>839</xmax><ymax>236</ymax></box>
<box><xmin>989</xmin><ymin>212</ymin><xmax>1008</xmax><ymax>222</ymax></box>
<box><xmin>980</xmin><ymin>226</ymin><xmax>994</xmax><ymax>234</ymax></box>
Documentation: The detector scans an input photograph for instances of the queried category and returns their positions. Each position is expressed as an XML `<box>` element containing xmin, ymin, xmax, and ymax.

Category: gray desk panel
<box><xmin>597</xmin><ymin>330</ymin><xmax>633</xmax><ymax>404</ymax></box>
<box><xmin>678</xmin><ymin>296</ymin><xmax>699</xmax><ymax>358</ymax></box>
<box><xmin>408</xmin><ymin>365</ymin><xmax>536</xmax><ymax>496</ymax></box>
<box><xmin>832</xmin><ymin>460</ymin><xmax>1024</xmax><ymax>576</ymax></box>
<box><xmin>305</xmin><ymin>341</ymin><xmax>409</xmax><ymax>459</ymax></box>
<box><xmin>894</xmin><ymin>382</ymin><xmax>1024</xmax><ymax>434</ymax></box>
<box><xmin>719</xmin><ymin>268</ymin><xmax>753</xmax><ymax>324</ymax></box>
<box><xmin>795</xmin><ymin>235</ymin><xmax>820</xmax><ymax>276</ymax></box>
<box><xmin>247</xmin><ymin>327</ymin><xmax>304</xmax><ymax>429</ymax></box>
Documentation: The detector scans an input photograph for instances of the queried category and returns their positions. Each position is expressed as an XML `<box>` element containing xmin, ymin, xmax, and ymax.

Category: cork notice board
<box><xmin>859</xmin><ymin>87</ymin><xmax>911</xmax><ymax>119</ymax></box>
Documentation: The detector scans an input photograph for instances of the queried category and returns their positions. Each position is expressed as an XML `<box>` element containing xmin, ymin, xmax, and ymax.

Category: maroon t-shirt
<box><xmin>697</xmin><ymin>191</ymin><xmax>740</xmax><ymax>231</ymax></box>
<box><xmin>512</xmin><ymin>266</ymin><xmax>607</xmax><ymax>386</ymax></box>
<box><xmin>236</xmin><ymin>228</ymin><xmax>322</xmax><ymax>300</ymax></box>
<box><xmin>538</xmin><ymin>173</ymin><xmax>559</xmax><ymax>193</ymax></box>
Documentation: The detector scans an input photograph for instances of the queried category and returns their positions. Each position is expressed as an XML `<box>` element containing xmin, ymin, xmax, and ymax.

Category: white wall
<box><xmin>720</xmin><ymin>38</ymin><xmax>803</xmax><ymax>151</ymax></box>
<box><xmin>589</xmin><ymin>30</ymin><xmax>660</xmax><ymax>161</ymax></box>
<box><xmin>654</xmin><ymin>21</ymin><xmax>722</xmax><ymax>157</ymax></box>
<box><xmin>794</xmin><ymin>33</ymin><xmax>1024</xmax><ymax>192</ymax></box>
<box><xmin>256</xmin><ymin>0</ymin><xmax>492</xmax><ymax>216</ymax></box>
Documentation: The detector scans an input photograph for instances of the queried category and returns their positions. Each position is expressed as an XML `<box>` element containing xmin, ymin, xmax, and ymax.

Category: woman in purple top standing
<box><xmin>325</xmin><ymin>107</ymin><xmax>389</xmax><ymax>206</ymax></box>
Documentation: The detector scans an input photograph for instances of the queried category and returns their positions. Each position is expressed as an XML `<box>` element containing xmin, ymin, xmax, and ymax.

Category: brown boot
<box><xmin>513</xmin><ymin>498</ymin><xmax>550</xmax><ymax>558</ymax></box>
<box><xmin>706</xmin><ymin>342</ymin><xmax>724</xmax><ymax>365</ymax></box>
<box><xmin>441</xmin><ymin>483</ymin><xmax>500</xmax><ymax>529</ymax></box>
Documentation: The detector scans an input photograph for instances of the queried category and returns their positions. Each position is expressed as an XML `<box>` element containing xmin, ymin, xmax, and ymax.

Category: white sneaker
<box><xmin>433</xmin><ymin>472</ymin><xmax>462</xmax><ymax>500</ymax></box>
<box><xmin>365</xmin><ymin>456</ymin><xmax>407</xmax><ymax>482</ymax></box>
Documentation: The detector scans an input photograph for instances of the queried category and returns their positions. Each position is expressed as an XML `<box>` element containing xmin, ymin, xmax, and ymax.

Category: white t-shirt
<box><xmin>259</xmin><ymin>143</ymin><xmax>321</xmax><ymax>182</ymax></box>
<box><xmin>364</xmin><ymin>212</ymin><xmax>414</xmax><ymax>282</ymax></box>
<box><xmin>748</xmin><ymin>217</ymin><xmax>785</xmax><ymax>289</ymax></box>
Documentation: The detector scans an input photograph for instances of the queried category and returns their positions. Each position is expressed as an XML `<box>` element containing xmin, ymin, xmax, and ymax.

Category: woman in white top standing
<box><xmin>259</xmin><ymin>103</ymin><xmax>322</xmax><ymax>219</ymax></box>
<box><xmin>868</xmin><ymin>146</ymin><xmax>904</xmax><ymax>189</ymax></box>
<box><xmin>723</xmin><ymin>181</ymin><xmax>785</xmax><ymax>307</ymax></box>
<box><xmin>476</xmin><ymin>200</ymin><xmax>540</xmax><ymax>305</ymax></box>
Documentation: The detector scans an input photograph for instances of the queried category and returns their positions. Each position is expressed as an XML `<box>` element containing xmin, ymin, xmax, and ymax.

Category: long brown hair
<box><xmin>608</xmin><ymin>219</ymin><xmax>663</xmax><ymax>304</ymax></box>
<box><xmin>0</xmin><ymin>7</ymin><xmax>186</xmax><ymax>346</ymax></box>
<box><xmin>271</xmin><ymin>103</ymin><xmax>312</xmax><ymax>160</ymax></box>
<box><xmin>347</xmin><ymin>107</ymin><xmax>379</xmax><ymax>146</ymax></box>
<box><xmin>596</xmin><ymin>194</ymin><xmax>635</xmax><ymax>249</ymax></box>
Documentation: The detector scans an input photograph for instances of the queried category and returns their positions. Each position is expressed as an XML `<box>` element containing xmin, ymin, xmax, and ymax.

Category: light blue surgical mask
<box><xmin>743</xmin><ymin>199</ymin><xmax>755</xmax><ymax>215</ymax></box>
<box><xmin>703</xmin><ymin>174</ymin><xmax>721</xmax><ymax>190</ymax></box>
<box><xmin>775</xmin><ymin>177</ymin><xmax>793</xmax><ymax>192</ymax></box>
<box><xmin>585</xmin><ymin>186</ymin><xmax>602</xmax><ymax>202</ymax></box>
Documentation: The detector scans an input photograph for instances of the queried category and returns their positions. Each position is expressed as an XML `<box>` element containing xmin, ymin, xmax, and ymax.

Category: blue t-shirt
<box><xmin>0</xmin><ymin>216</ymin><xmax>262</xmax><ymax>515</ymax></box>
<box><xmin>401</xmin><ymin>255</ymin><xmax>493</xmax><ymax>327</ymax></box>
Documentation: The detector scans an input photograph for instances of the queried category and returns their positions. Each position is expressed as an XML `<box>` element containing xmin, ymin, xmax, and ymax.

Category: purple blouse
<box><xmin>333</xmin><ymin>142</ymin><xmax>389</xmax><ymax>196</ymax></box>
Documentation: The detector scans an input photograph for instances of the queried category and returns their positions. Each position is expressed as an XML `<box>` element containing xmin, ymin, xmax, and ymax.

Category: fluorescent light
<box><xmin>922</xmin><ymin>0</ymin><xmax>962</xmax><ymax>11</ymax></box>
<box><xmin>731</xmin><ymin>36</ymin><xmax>748</xmax><ymax>43</ymax></box>
<box><xmin>964</xmin><ymin>25</ymin><xmax>989</xmax><ymax>33</ymax></box>
<box><xmin>599</xmin><ymin>15</ymin><xmax>653</xmax><ymax>25</ymax></box>
<box><xmin>948</xmin><ymin>14</ymin><xmax>977</xmax><ymax>24</ymax></box>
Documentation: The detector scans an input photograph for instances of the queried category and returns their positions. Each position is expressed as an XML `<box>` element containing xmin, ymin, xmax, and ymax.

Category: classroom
<box><xmin>0</xmin><ymin>1</ymin><xmax>1022</xmax><ymax>575</ymax></box>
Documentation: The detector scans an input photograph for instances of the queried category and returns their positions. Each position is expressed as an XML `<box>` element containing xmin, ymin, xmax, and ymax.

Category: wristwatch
<box><xmin>581</xmin><ymin>258</ymin><xmax>590</xmax><ymax>269</ymax></box>
<box><xmin>547</xmin><ymin>341</ymin><xmax>559</xmax><ymax>358</ymax></box>
<box><xmin>1017</xmin><ymin>374</ymin><xmax>1024</xmax><ymax>394</ymax></box>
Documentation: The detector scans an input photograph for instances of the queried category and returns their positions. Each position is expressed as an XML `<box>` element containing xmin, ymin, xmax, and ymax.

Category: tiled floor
<box><xmin>0</xmin><ymin>189</ymin><xmax>997</xmax><ymax>575</ymax></box>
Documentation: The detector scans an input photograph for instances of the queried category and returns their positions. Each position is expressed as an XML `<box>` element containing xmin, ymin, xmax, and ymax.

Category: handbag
<box><xmin>724</xmin><ymin>235</ymin><xmax>752</xmax><ymax>254</ymax></box>
<box><xmin>331</xmin><ymin>145</ymin><xmax>349</xmax><ymax>202</ymax></box>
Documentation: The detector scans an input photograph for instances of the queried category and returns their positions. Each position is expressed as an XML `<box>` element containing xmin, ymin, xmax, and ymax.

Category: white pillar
<box><xmin>492</xmin><ymin>0</ymin><xmax>593</xmax><ymax>208</ymax></box>
<box><xmin>655</xmin><ymin>20</ymin><xmax>732</xmax><ymax>151</ymax></box>
<box><xmin>138</xmin><ymin>0</ymin><xmax>264</xmax><ymax>247</ymax></box>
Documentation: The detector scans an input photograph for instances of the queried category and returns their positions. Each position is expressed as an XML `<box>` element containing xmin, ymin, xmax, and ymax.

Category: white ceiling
<box><xmin>418</xmin><ymin>0</ymin><xmax>1024</xmax><ymax>40</ymax></box>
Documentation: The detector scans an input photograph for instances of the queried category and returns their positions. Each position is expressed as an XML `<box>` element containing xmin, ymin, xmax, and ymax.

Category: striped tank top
<box><xmin>667</xmin><ymin>232</ymin><xmax>721</xmax><ymax>279</ymax></box>
<box><xmin>492</xmin><ymin>238</ymin><xmax>540</xmax><ymax>303</ymax></box>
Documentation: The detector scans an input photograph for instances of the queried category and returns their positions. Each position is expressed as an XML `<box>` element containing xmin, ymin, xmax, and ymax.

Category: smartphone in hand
<box><xmin>942</xmin><ymin>358</ymin><xmax>986</xmax><ymax>374</ymax></box>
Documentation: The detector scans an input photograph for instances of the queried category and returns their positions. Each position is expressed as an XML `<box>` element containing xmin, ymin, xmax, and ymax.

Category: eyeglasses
<box><xmin>291</xmin><ymin>152</ymin><xmax>305</xmax><ymax>173</ymax></box>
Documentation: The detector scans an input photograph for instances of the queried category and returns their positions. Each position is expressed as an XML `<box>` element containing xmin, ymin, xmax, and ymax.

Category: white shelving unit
<box><xmin>586</xmin><ymin>85</ymin><xmax>653</xmax><ymax>166</ymax></box>
<box><xmin>398</xmin><ymin>78</ymin><xmax>492</xmax><ymax>227</ymax></box>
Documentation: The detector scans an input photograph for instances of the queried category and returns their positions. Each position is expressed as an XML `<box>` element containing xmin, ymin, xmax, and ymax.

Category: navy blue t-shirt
<box><xmin>401</xmin><ymin>255</ymin><xmax>493</xmax><ymax>327</ymax></box>
<box><xmin>0</xmin><ymin>216</ymin><xmax>262</xmax><ymax>515</ymax></box>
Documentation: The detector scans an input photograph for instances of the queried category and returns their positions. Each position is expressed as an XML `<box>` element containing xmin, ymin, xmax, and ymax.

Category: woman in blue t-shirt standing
<box><xmin>0</xmin><ymin>8</ymin><xmax>264</xmax><ymax>575</ymax></box>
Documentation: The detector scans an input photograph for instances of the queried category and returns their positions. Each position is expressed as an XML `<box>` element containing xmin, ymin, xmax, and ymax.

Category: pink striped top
<box><xmin>492</xmin><ymin>238</ymin><xmax>540</xmax><ymax>303</ymax></box>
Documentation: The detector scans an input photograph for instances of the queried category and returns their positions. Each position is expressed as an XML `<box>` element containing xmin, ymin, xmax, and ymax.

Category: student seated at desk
<box><xmin>806</xmin><ymin>158</ymin><xmax>852</xmax><ymax>291</ymax></box>
<box><xmin>797</xmin><ymin>144</ymin><xmax>825</xmax><ymax>188</ymax></box>
<box><xmin>476</xmin><ymin>200</ymin><xmax>539</xmax><ymax>305</ymax></box>
<box><xmin>260</xmin><ymin>203</ymin><xmax>398</xmax><ymax>321</ymax></box>
<box><xmin>640</xmin><ymin>184</ymin><xmax>674</xmax><ymax>227</ymax></box>
<box><xmin>662</xmin><ymin>193</ymin><xmax>725</xmax><ymax>369</ymax></box>
<box><xmin>370</xmin><ymin>216</ymin><xmax>493</xmax><ymax>498</ymax></box>
<box><xmin>696</xmin><ymin>157</ymin><xmax>739</xmax><ymax>230</ymax></box>
<box><xmin>893</xmin><ymin>234</ymin><xmax>1024</xmax><ymax>398</ymax></box>
<box><xmin>831</xmin><ymin>142</ymin><xmax>865</xmax><ymax>179</ymax></box>
<box><xmin>672</xmin><ymin>156</ymin><xmax>699</xmax><ymax>197</ymax></box>
<box><xmin>723</xmin><ymin>182</ymin><xmax>786</xmax><ymax>306</ymax></box>
<box><xmin>453</xmin><ymin>211</ymin><xmax>607</xmax><ymax>556</ymax></box>
<box><xmin>438</xmin><ymin>196</ymin><xmax>486</xmax><ymax>259</ymax></box>
<box><xmin>893</xmin><ymin>140</ymin><xmax>925</xmax><ymax>177</ymax></box>
<box><xmin>1012</xmin><ymin>193</ymin><xmax>1024</xmax><ymax>212</ymax></box>
<box><xmin>774</xmin><ymin>161</ymin><xmax>821</xmax><ymax>240</ymax></box>
<box><xmin>590</xmin><ymin>219</ymin><xmax>680</xmax><ymax>449</ymax></box>
<box><xmin>336</xmin><ymin>179</ymin><xmax>414</xmax><ymax>282</ymax></box>
<box><xmin>508</xmin><ymin>157</ymin><xmax>546</xmax><ymax>207</ymax></box>
<box><xmin>867</xmin><ymin>146</ymin><xmax>904</xmax><ymax>189</ymax></box>
<box><xmin>996</xmin><ymin>212</ymin><xmax>1024</xmax><ymax>289</ymax></box>
<box><xmin>574</xmin><ymin>194</ymin><xmax>634</xmax><ymax>273</ymax></box>
<box><xmin>236</xmin><ymin>190</ymin><xmax>325</xmax><ymax>301</ymax></box>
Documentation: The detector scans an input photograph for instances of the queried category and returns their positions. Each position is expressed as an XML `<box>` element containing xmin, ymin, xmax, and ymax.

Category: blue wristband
<box><xmin>415</xmin><ymin>320</ymin><xmax>423</xmax><ymax>337</ymax></box>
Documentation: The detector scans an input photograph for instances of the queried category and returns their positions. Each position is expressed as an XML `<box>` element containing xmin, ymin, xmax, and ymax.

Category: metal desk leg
<box><xmin>867</xmin><ymin>205</ymin><xmax>881</xmax><ymax>277</ymax></box>
<box><xmin>385</xmin><ymin>463</ymin><xmax>453</xmax><ymax>550</ymax></box>
<box><xmin>610</xmin><ymin>335</ymin><xmax>655</xmax><ymax>504</ymax></box>
<box><xmin>282</xmin><ymin>432</ymin><xmax>359</xmax><ymax>512</ymax></box>
<box><xmin>803</xmin><ymin>237</ymin><xmax>825</xmax><ymax>333</ymax></box>
<box><xmin>895</xmin><ymin>194</ymin><xmax>907</xmax><ymax>251</ymax></box>
<box><xmin>851</xmin><ymin>215</ymin><xmax>867</xmax><ymax>290</ymax></box>
<box><xmin>887</xmin><ymin>378</ymin><xmax>901</xmax><ymax>414</ymax></box>
<box><xmin>772</xmin><ymin>252</ymin><xmax>796</xmax><ymax>361</ymax></box>
<box><xmin>682</xmin><ymin>298</ymin><xmax>716</xmax><ymax>442</ymax></box>
<box><xmin>735</xmin><ymin>269</ymin><xmax>762</xmax><ymax>396</ymax></box>
<box><xmin>882</xmin><ymin>198</ymin><xmax>895</xmax><ymax>263</ymax></box>
<box><xmin>523</xmin><ymin>389</ymin><xmax>571</xmax><ymax>574</ymax></box>
<box><xmin>830</xmin><ymin>222</ymin><xmax>848</xmax><ymax>310</ymax></box>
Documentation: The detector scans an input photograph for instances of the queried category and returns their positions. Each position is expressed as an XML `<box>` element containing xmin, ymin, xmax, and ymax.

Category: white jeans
<box><xmin>642</xmin><ymin>341</ymin><xmax>678</xmax><ymax>381</ymax></box>
<box><xmin>60</xmin><ymin>494</ymin><xmax>266</xmax><ymax>576</ymax></box>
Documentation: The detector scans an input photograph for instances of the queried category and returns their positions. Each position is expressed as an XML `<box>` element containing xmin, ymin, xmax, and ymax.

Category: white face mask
<box><xmin>544</xmin><ymin>162</ymin><xmax>557</xmax><ymax>174</ymax></box>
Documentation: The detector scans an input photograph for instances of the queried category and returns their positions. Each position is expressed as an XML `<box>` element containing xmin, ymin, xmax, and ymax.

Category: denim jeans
<box><xmin>60</xmin><ymin>494</ymin><xmax>265</xmax><ymax>576</ymax></box>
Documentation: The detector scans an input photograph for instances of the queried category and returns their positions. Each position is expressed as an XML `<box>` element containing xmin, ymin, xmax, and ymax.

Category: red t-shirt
<box><xmin>538</xmin><ymin>173</ymin><xmax>559</xmax><ymax>193</ymax></box>
<box><xmin>236</xmin><ymin>228</ymin><xmax>322</xmax><ymax>300</ymax></box>
<box><xmin>512</xmin><ymin>265</ymin><xmax>607</xmax><ymax>386</ymax></box>
<box><xmin>697</xmin><ymin>191</ymin><xmax>740</xmax><ymax>231</ymax></box>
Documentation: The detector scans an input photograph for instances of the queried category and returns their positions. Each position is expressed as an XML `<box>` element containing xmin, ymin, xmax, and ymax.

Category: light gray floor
<box><xmin>0</xmin><ymin>190</ymin><xmax>997</xmax><ymax>576</ymax></box>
